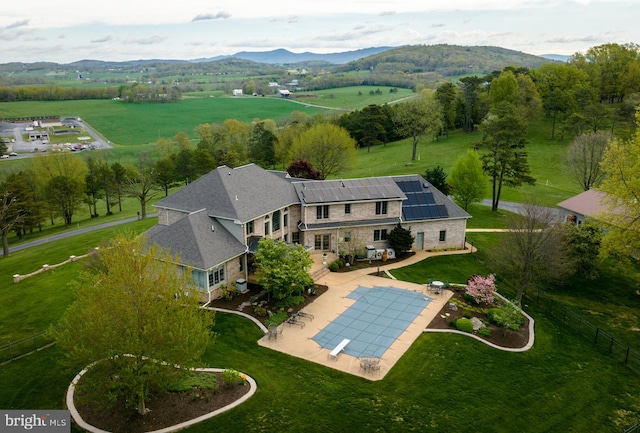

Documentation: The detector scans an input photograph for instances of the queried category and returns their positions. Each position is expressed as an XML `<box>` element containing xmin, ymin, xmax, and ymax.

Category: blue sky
<box><xmin>1</xmin><ymin>0</ymin><xmax>638</xmax><ymax>63</ymax></box>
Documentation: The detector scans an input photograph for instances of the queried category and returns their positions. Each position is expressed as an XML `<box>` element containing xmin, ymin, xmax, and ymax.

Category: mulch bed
<box><xmin>209</xmin><ymin>282</ymin><xmax>329</xmax><ymax>324</ymax></box>
<box><xmin>74</xmin><ymin>372</ymin><xmax>251</xmax><ymax>433</ymax></box>
<box><xmin>426</xmin><ymin>288</ymin><xmax>530</xmax><ymax>349</ymax></box>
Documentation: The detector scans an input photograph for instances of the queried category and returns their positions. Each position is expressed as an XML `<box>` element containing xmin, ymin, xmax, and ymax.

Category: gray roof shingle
<box><xmin>147</xmin><ymin>209</ymin><xmax>245</xmax><ymax>270</ymax></box>
<box><xmin>154</xmin><ymin>164</ymin><xmax>300</xmax><ymax>221</ymax></box>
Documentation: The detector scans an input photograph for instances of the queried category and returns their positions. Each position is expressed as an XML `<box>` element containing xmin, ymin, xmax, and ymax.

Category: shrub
<box><xmin>264</xmin><ymin>311</ymin><xmax>287</xmax><ymax>327</ymax></box>
<box><xmin>487</xmin><ymin>308</ymin><xmax>505</xmax><ymax>324</ymax></box>
<box><xmin>222</xmin><ymin>369</ymin><xmax>241</xmax><ymax>388</ymax></box>
<box><xmin>462</xmin><ymin>310</ymin><xmax>472</xmax><ymax>319</ymax></box>
<box><xmin>456</xmin><ymin>318</ymin><xmax>474</xmax><ymax>333</ymax></box>
<box><xmin>465</xmin><ymin>274</ymin><xmax>496</xmax><ymax>304</ymax></box>
<box><xmin>254</xmin><ymin>306</ymin><xmax>267</xmax><ymax>317</ymax></box>
<box><xmin>275</xmin><ymin>295</ymin><xmax>305</xmax><ymax>309</ymax></box>
<box><xmin>478</xmin><ymin>327</ymin><xmax>491</xmax><ymax>337</ymax></box>
<box><xmin>329</xmin><ymin>261</ymin><xmax>340</xmax><ymax>272</ymax></box>
<box><xmin>489</xmin><ymin>301</ymin><xmax>525</xmax><ymax>334</ymax></box>
<box><xmin>448</xmin><ymin>319</ymin><xmax>457</xmax><ymax>328</ymax></box>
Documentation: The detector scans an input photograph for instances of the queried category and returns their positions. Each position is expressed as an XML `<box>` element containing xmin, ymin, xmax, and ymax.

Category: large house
<box><xmin>147</xmin><ymin>164</ymin><xmax>470</xmax><ymax>302</ymax></box>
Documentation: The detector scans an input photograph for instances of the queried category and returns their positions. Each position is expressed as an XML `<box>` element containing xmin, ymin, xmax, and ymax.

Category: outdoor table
<box><xmin>431</xmin><ymin>281</ymin><xmax>444</xmax><ymax>294</ymax></box>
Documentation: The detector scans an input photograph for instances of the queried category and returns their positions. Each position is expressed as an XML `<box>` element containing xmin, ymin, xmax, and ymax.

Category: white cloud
<box><xmin>0</xmin><ymin>0</ymin><xmax>638</xmax><ymax>62</ymax></box>
<box><xmin>192</xmin><ymin>11</ymin><xmax>232</xmax><ymax>22</ymax></box>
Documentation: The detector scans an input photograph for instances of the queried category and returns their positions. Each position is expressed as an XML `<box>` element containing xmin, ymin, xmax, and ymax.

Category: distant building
<box><xmin>232</xmin><ymin>89</ymin><xmax>243</xmax><ymax>96</ymax></box>
<box><xmin>277</xmin><ymin>89</ymin><xmax>291</xmax><ymax>98</ymax></box>
<box><xmin>557</xmin><ymin>189</ymin><xmax>609</xmax><ymax>224</ymax></box>
<box><xmin>40</xmin><ymin>117</ymin><xmax>62</xmax><ymax>128</ymax></box>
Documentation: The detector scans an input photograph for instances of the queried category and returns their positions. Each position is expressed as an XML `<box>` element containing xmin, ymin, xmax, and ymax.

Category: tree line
<box><xmin>0</xmin><ymin>82</ymin><xmax>181</xmax><ymax>103</ymax></box>
<box><xmin>0</xmin><ymin>151</ymin><xmax>162</xmax><ymax>256</ymax></box>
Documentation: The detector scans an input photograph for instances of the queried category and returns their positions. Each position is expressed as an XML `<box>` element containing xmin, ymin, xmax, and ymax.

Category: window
<box><xmin>375</xmin><ymin>201</ymin><xmax>388</xmax><ymax>215</ymax></box>
<box><xmin>292</xmin><ymin>231</ymin><xmax>300</xmax><ymax>244</ymax></box>
<box><xmin>246</xmin><ymin>220</ymin><xmax>254</xmax><ymax>235</ymax></box>
<box><xmin>345</xmin><ymin>203</ymin><xmax>351</xmax><ymax>214</ymax></box>
<box><xmin>344</xmin><ymin>232</ymin><xmax>351</xmax><ymax>242</ymax></box>
<box><xmin>208</xmin><ymin>265</ymin><xmax>226</xmax><ymax>287</ymax></box>
<box><xmin>439</xmin><ymin>230</ymin><xmax>446</xmax><ymax>242</ymax></box>
<box><xmin>316</xmin><ymin>205</ymin><xmax>329</xmax><ymax>219</ymax></box>
<box><xmin>284</xmin><ymin>213</ymin><xmax>288</xmax><ymax>227</ymax></box>
<box><xmin>374</xmin><ymin>229</ymin><xmax>387</xmax><ymax>241</ymax></box>
<box><xmin>239</xmin><ymin>256</ymin><xmax>244</xmax><ymax>272</ymax></box>
<box><xmin>272</xmin><ymin>210</ymin><xmax>281</xmax><ymax>231</ymax></box>
<box><xmin>192</xmin><ymin>270</ymin><xmax>205</xmax><ymax>289</ymax></box>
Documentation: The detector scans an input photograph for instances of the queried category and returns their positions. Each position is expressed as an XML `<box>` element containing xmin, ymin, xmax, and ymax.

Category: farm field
<box><xmin>0</xmin><ymin>86</ymin><xmax>413</xmax><ymax>145</ymax></box>
<box><xmin>0</xmin><ymin>98</ymin><xmax>327</xmax><ymax>145</ymax></box>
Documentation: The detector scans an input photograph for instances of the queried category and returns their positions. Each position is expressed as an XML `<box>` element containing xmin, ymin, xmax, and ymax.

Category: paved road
<box><xmin>480</xmin><ymin>199</ymin><xmax>561</xmax><ymax>223</ymax></box>
<box><xmin>8</xmin><ymin>214</ymin><xmax>157</xmax><ymax>254</ymax></box>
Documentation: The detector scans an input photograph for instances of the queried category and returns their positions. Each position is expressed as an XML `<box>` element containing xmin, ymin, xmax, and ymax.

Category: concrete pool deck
<box><xmin>257</xmin><ymin>246</ymin><xmax>476</xmax><ymax>380</ymax></box>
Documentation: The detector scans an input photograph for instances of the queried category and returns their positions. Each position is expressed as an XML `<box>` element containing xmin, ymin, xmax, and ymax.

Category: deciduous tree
<box><xmin>598</xmin><ymin>111</ymin><xmax>640</xmax><ymax>264</ymax></box>
<box><xmin>254</xmin><ymin>238</ymin><xmax>314</xmax><ymax>305</ymax></box>
<box><xmin>564</xmin><ymin>131</ymin><xmax>609</xmax><ymax>191</ymax></box>
<box><xmin>489</xmin><ymin>202</ymin><xmax>570</xmax><ymax>303</ymax></box>
<box><xmin>33</xmin><ymin>152</ymin><xmax>87</xmax><ymax>226</ymax></box>
<box><xmin>122</xmin><ymin>154</ymin><xmax>160</xmax><ymax>219</ymax></box>
<box><xmin>53</xmin><ymin>232</ymin><xmax>213</xmax><ymax>415</ymax></box>
<box><xmin>393</xmin><ymin>92</ymin><xmax>443</xmax><ymax>161</ymax></box>
<box><xmin>286</xmin><ymin>159</ymin><xmax>322</xmax><ymax>180</ymax></box>
<box><xmin>0</xmin><ymin>191</ymin><xmax>22</xmax><ymax>256</ymax></box>
<box><xmin>449</xmin><ymin>149</ymin><xmax>488</xmax><ymax>211</ymax></box>
<box><xmin>291</xmin><ymin>123</ymin><xmax>356</xmax><ymax>179</ymax></box>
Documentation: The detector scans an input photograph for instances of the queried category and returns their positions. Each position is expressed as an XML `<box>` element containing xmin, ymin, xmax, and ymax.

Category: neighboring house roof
<box><xmin>293</xmin><ymin>177</ymin><xmax>406</xmax><ymax>204</ymax></box>
<box><xmin>147</xmin><ymin>209</ymin><xmax>245</xmax><ymax>270</ymax></box>
<box><xmin>154</xmin><ymin>164</ymin><xmax>300</xmax><ymax>222</ymax></box>
<box><xmin>557</xmin><ymin>189</ymin><xmax>608</xmax><ymax>218</ymax></box>
<box><xmin>392</xmin><ymin>175</ymin><xmax>471</xmax><ymax>221</ymax></box>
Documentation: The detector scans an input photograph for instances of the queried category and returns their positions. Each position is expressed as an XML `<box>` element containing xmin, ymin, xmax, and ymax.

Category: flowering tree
<box><xmin>465</xmin><ymin>274</ymin><xmax>496</xmax><ymax>304</ymax></box>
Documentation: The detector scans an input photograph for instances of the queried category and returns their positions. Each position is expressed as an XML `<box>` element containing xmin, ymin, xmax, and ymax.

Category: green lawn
<box><xmin>1</xmin><ymin>311</ymin><xmax>637</xmax><ymax>432</ymax></box>
<box><xmin>1</xmin><ymin>225</ymin><xmax>640</xmax><ymax>430</ymax></box>
<box><xmin>0</xmin><ymin>219</ymin><xmax>156</xmax><ymax>345</ymax></box>
<box><xmin>346</xmin><ymin>118</ymin><xmax>582</xmax><ymax>207</ymax></box>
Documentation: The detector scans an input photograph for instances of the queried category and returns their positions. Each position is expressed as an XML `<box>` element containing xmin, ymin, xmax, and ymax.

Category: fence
<box><xmin>624</xmin><ymin>420</ymin><xmax>640</xmax><ymax>433</ymax></box>
<box><xmin>526</xmin><ymin>289</ymin><xmax>640</xmax><ymax>374</ymax></box>
<box><xmin>13</xmin><ymin>248</ymin><xmax>99</xmax><ymax>283</ymax></box>
<box><xmin>0</xmin><ymin>330</ymin><xmax>54</xmax><ymax>364</ymax></box>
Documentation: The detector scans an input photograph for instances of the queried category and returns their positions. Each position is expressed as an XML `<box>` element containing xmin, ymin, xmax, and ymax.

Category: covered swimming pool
<box><xmin>312</xmin><ymin>285</ymin><xmax>432</xmax><ymax>359</ymax></box>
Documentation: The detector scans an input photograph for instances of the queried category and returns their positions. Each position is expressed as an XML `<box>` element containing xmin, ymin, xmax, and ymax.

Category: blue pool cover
<box><xmin>312</xmin><ymin>285</ymin><xmax>432</xmax><ymax>359</ymax></box>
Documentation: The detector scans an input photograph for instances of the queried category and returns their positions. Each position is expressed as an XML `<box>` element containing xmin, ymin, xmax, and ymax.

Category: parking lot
<box><xmin>1</xmin><ymin>117</ymin><xmax>111</xmax><ymax>158</ymax></box>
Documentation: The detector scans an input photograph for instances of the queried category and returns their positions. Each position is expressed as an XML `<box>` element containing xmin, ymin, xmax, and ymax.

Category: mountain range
<box><xmin>192</xmin><ymin>47</ymin><xmax>396</xmax><ymax>65</ymax></box>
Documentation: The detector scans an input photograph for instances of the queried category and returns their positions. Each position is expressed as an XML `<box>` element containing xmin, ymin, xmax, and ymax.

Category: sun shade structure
<box><xmin>312</xmin><ymin>286</ymin><xmax>432</xmax><ymax>358</ymax></box>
